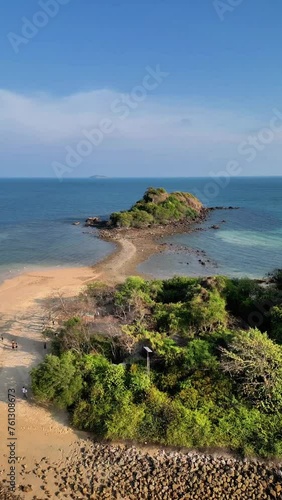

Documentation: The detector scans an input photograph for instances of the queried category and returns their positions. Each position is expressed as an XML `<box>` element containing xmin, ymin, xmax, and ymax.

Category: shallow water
<box><xmin>0</xmin><ymin>177</ymin><xmax>281</xmax><ymax>282</ymax></box>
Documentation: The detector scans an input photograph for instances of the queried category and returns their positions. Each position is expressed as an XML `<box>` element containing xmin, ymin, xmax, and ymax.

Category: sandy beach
<box><xmin>0</xmin><ymin>236</ymin><xmax>143</xmax><ymax>499</ymax></box>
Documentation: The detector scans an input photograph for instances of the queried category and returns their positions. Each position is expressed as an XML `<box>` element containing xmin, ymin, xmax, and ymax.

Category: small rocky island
<box><xmin>85</xmin><ymin>187</ymin><xmax>206</xmax><ymax>229</ymax></box>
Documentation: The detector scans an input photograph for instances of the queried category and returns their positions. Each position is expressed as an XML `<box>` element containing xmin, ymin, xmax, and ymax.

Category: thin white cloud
<box><xmin>0</xmin><ymin>88</ymin><xmax>256</xmax><ymax>147</ymax></box>
<box><xmin>1</xmin><ymin>87</ymin><xmax>282</xmax><ymax>178</ymax></box>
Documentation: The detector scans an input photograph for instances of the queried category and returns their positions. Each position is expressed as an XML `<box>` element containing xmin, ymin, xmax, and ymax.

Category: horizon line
<box><xmin>1</xmin><ymin>175</ymin><xmax>282</xmax><ymax>180</ymax></box>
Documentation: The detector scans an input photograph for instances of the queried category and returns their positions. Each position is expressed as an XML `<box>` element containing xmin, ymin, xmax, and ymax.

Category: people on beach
<box><xmin>15</xmin><ymin>342</ymin><xmax>18</xmax><ymax>349</ymax></box>
<box><xmin>11</xmin><ymin>340</ymin><xmax>15</xmax><ymax>349</ymax></box>
<box><xmin>22</xmin><ymin>386</ymin><xmax>27</xmax><ymax>398</ymax></box>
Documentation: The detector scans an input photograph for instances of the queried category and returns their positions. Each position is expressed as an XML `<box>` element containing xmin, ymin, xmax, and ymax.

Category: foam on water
<box><xmin>215</xmin><ymin>230</ymin><xmax>282</xmax><ymax>249</ymax></box>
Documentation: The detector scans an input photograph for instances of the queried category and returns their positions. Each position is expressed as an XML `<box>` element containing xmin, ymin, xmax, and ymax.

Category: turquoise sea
<box><xmin>0</xmin><ymin>177</ymin><xmax>281</xmax><ymax>283</ymax></box>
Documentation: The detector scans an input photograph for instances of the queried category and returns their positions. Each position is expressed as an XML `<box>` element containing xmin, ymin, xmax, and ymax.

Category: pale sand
<box><xmin>0</xmin><ymin>238</ymin><xmax>139</xmax><ymax>498</ymax></box>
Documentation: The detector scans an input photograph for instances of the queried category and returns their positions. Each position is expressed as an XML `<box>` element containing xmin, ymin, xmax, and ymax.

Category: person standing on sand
<box><xmin>11</xmin><ymin>340</ymin><xmax>15</xmax><ymax>349</ymax></box>
<box><xmin>15</xmin><ymin>342</ymin><xmax>18</xmax><ymax>349</ymax></box>
<box><xmin>22</xmin><ymin>386</ymin><xmax>27</xmax><ymax>398</ymax></box>
<box><xmin>1</xmin><ymin>335</ymin><xmax>3</xmax><ymax>341</ymax></box>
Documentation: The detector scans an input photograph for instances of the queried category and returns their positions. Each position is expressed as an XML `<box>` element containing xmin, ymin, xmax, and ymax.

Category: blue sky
<box><xmin>1</xmin><ymin>0</ymin><xmax>282</xmax><ymax>177</ymax></box>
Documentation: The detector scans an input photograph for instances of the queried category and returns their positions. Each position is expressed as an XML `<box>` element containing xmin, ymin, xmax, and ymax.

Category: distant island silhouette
<box><xmin>90</xmin><ymin>175</ymin><xmax>109</xmax><ymax>179</ymax></box>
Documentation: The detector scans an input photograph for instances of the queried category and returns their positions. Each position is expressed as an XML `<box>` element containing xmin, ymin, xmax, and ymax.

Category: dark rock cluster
<box><xmin>16</xmin><ymin>442</ymin><xmax>282</xmax><ymax>500</ymax></box>
<box><xmin>85</xmin><ymin>217</ymin><xmax>102</xmax><ymax>227</ymax></box>
<box><xmin>209</xmin><ymin>206</ymin><xmax>240</xmax><ymax>210</ymax></box>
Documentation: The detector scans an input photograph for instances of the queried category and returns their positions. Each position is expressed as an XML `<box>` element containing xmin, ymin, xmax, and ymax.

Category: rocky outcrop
<box><xmin>85</xmin><ymin>217</ymin><xmax>101</xmax><ymax>227</ymax></box>
<box><xmin>210</xmin><ymin>206</ymin><xmax>240</xmax><ymax>210</ymax></box>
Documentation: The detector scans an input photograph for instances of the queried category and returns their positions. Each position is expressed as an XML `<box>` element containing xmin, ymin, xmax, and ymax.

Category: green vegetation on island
<box><xmin>31</xmin><ymin>272</ymin><xmax>282</xmax><ymax>458</ymax></box>
<box><xmin>109</xmin><ymin>187</ymin><xmax>203</xmax><ymax>228</ymax></box>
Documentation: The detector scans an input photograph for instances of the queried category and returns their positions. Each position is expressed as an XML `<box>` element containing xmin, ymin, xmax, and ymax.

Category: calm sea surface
<box><xmin>0</xmin><ymin>177</ymin><xmax>281</xmax><ymax>282</ymax></box>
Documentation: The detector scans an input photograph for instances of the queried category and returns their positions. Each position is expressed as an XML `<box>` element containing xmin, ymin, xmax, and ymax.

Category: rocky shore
<box><xmin>9</xmin><ymin>441</ymin><xmax>282</xmax><ymax>499</ymax></box>
<box><xmin>98</xmin><ymin>208</ymin><xmax>209</xmax><ymax>241</ymax></box>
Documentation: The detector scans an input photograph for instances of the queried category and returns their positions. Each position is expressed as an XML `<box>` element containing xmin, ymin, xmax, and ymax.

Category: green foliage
<box><xmin>31</xmin><ymin>272</ymin><xmax>282</xmax><ymax>458</ymax></box>
<box><xmin>110</xmin><ymin>187</ymin><xmax>202</xmax><ymax>228</ymax></box>
<box><xmin>224</xmin><ymin>278</ymin><xmax>262</xmax><ymax>318</ymax></box>
<box><xmin>221</xmin><ymin>328</ymin><xmax>282</xmax><ymax>411</ymax></box>
<box><xmin>131</xmin><ymin>210</ymin><xmax>154</xmax><ymax>228</ymax></box>
<box><xmin>110</xmin><ymin>211</ymin><xmax>133</xmax><ymax>228</ymax></box>
<box><xmin>189</xmin><ymin>287</ymin><xmax>228</xmax><ymax>332</ymax></box>
<box><xmin>270</xmin><ymin>305</ymin><xmax>282</xmax><ymax>343</ymax></box>
<box><xmin>127</xmin><ymin>364</ymin><xmax>151</xmax><ymax>401</ymax></box>
<box><xmin>224</xmin><ymin>276</ymin><xmax>281</xmax><ymax>332</ymax></box>
<box><xmin>73</xmin><ymin>356</ymin><xmax>127</xmax><ymax>434</ymax></box>
<box><xmin>156</xmin><ymin>276</ymin><xmax>199</xmax><ymax>303</ymax></box>
<box><xmin>153</xmin><ymin>286</ymin><xmax>227</xmax><ymax>336</ymax></box>
<box><xmin>268</xmin><ymin>268</ymin><xmax>282</xmax><ymax>290</ymax></box>
<box><xmin>106</xmin><ymin>393</ymin><xmax>145</xmax><ymax>440</ymax></box>
<box><xmin>184</xmin><ymin>339</ymin><xmax>219</xmax><ymax>372</ymax></box>
<box><xmin>115</xmin><ymin>276</ymin><xmax>151</xmax><ymax>304</ymax></box>
<box><xmin>138</xmin><ymin>387</ymin><xmax>173</xmax><ymax>443</ymax></box>
<box><xmin>31</xmin><ymin>352</ymin><xmax>83</xmax><ymax>408</ymax></box>
<box><xmin>114</xmin><ymin>277</ymin><xmax>154</xmax><ymax>323</ymax></box>
<box><xmin>154</xmin><ymin>302</ymin><xmax>192</xmax><ymax>336</ymax></box>
<box><xmin>166</xmin><ymin>402</ymin><xmax>213</xmax><ymax>448</ymax></box>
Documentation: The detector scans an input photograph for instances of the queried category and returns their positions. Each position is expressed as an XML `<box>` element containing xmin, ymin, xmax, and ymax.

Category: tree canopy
<box><xmin>31</xmin><ymin>274</ymin><xmax>282</xmax><ymax>458</ymax></box>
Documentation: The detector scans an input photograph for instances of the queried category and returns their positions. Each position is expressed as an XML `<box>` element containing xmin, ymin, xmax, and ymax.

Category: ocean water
<box><xmin>0</xmin><ymin>177</ymin><xmax>281</xmax><ymax>283</ymax></box>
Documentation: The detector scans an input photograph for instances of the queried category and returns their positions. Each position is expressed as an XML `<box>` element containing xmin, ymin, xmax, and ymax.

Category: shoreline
<box><xmin>1</xmin><ymin>214</ymin><xmax>279</xmax><ymax>498</ymax></box>
<box><xmin>0</xmin><ymin>210</ymin><xmax>209</xmax><ymax>293</ymax></box>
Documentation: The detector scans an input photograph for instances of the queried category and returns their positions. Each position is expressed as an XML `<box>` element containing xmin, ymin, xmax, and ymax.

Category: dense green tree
<box><xmin>31</xmin><ymin>352</ymin><xmax>83</xmax><ymax>408</ymax></box>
